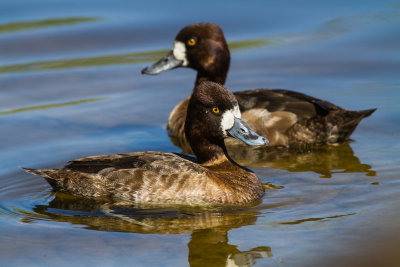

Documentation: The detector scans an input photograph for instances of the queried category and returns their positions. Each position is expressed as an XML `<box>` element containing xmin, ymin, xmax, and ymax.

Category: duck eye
<box><xmin>187</xmin><ymin>38</ymin><xmax>196</xmax><ymax>46</ymax></box>
<box><xmin>212</xmin><ymin>107</ymin><xmax>220</xmax><ymax>114</ymax></box>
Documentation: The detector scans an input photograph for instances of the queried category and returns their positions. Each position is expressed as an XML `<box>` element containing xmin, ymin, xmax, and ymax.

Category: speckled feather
<box><xmin>24</xmin><ymin>152</ymin><xmax>263</xmax><ymax>206</ymax></box>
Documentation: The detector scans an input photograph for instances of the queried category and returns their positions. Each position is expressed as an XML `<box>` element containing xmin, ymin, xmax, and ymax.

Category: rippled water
<box><xmin>1</xmin><ymin>0</ymin><xmax>400</xmax><ymax>266</ymax></box>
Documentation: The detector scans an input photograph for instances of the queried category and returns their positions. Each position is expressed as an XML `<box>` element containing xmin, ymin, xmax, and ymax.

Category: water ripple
<box><xmin>0</xmin><ymin>17</ymin><xmax>101</xmax><ymax>34</ymax></box>
<box><xmin>0</xmin><ymin>97</ymin><xmax>105</xmax><ymax>115</ymax></box>
<box><xmin>0</xmin><ymin>39</ymin><xmax>274</xmax><ymax>74</ymax></box>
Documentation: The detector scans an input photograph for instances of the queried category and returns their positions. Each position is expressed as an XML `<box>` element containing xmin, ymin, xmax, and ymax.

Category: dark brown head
<box><xmin>142</xmin><ymin>23</ymin><xmax>230</xmax><ymax>85</ymax></box>
<box><xmin>185</xmin><ymin>81</ymin><xmax>268</xmax><ymax>163</ymax></box>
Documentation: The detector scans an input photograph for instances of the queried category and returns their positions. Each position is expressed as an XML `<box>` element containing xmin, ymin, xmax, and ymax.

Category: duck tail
<box><xmin>337</xmin><ymin>108</ymin><xmax>376</xmax><ymax>141</ymax></box>
<box><xmin>356</xmin><ymin>108</ymin><xmax>376</xmax><ymax>119</ymax></box>
<box><xmin>344</xmin><ymin>108</ymin><xmax>376</xmax><ymax>125</ymax></box>
<box><xmin>22</xmin><ymin>167</ymin><xmax>60</xmax><ymax>190</ymax></box>
<box><xmin>22</xmin><ymin>167</ymin><xmax>54</xmax><ymax>178</ymax></box>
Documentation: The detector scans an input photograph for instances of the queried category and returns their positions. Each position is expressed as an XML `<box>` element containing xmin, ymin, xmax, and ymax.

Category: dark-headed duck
<box><xmin>142</xmin><ymin>23</ymin><xmax>376</xmax><ymax>147</ymax></box>
<box><xmin>24</xmin><ymin>81</ymin><xmax>268</xmax><ymax>206</ymax></box>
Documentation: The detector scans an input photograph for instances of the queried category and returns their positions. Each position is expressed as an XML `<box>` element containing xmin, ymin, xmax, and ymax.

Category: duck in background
<box><xmin>24</xmin><ymin>81</ymin><xmax>268</xmax><ymax>206</ymax></box>
<box><xmin>142</xmin><ymin>23</ymin><xmax>375</xmax><ymax>148</ymax></box>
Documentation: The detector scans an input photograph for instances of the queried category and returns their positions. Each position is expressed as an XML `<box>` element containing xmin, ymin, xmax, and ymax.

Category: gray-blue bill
<box><xmin>141</xmin><ymin>51</ymin><xmax>183</xmax><ymax>75</ymax></box>
<box><xmin>228</xmin><ymin>117</ymin><xmax>268</xmax><ymax>146</ymax></box>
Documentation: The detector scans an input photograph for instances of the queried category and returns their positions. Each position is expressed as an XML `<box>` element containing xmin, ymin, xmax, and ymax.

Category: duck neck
<box><xmin>185</xmin><ymin>113</ymin><xmax>230</xmax><ymax>165</ymax></box>
<box><xmin>194</xmin><ymin>51</ymin><xmax>230</xmax><ymax>86</ymax></box>
<box><xmin>192</xmin><ymin>138</ymin><xmax>230</xmax><ymax>165</ymax></box>
<box><xmin>195</xmin><ymin>70</ymin><xmax>228</xmax><ymax>86</ymax></box>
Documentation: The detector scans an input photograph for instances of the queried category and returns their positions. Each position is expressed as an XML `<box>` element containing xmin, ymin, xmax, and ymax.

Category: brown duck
<box><xmin>142</xmin><ymin>23</ymin><xmax>376</xmax><ymax>147</ymax></box>
<box><xmin>24</xmin><ymin>81</ymin><xmax>268</xmax><ymax>206</ymax></box>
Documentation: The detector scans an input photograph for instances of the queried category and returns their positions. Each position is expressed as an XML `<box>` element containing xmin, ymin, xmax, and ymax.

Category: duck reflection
<box><xmin>26</xmin><ymin>193</ymin><xmax>272</xmax><ymax>266</ymax></box>
<box><xmin>189</xmin><ymin>229</ymin><xmax>272</xmax><ymax>267</ymax></box>
<box><xmin>171</xmin><ymin>135</ymin><xmax>375</xmax><ymax>178</ymax></box>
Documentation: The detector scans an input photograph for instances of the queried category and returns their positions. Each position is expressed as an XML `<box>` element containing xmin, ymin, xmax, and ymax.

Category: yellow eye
<box><xmin>212</xmin><ymin>107</ymin><xmax>220</xmax><ymax>114</ymax></box>
<box><xmin>187</xmin><ymin>38</ymin><xmax>196</xmax><ymax>46</ymax></box>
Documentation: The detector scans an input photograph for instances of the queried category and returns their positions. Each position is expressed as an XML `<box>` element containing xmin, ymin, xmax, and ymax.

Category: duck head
<box><xmin>142</xmin><ymin>23</ymin><xmax>230</xmax><ymax>85</ymax></box>
<box><xmin>186</xmin><ymin>81</ymin><xmax>268</xmax><ymax>163</ymax></box>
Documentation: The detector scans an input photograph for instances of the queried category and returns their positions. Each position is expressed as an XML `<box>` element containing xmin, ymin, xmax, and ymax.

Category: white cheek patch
<box><xmin>220</xmin><ymin>105</ymin><xmax>241</xmax><ymax>134</ymax></box>
<box><xmin>173</xmin><ymin>41</ymin><xmax>189</xmax><ymax>66</ymax></box>
<box><xmin>232</xmin><ymin>105</ymin><xmax>241</xmax><ymax>118</ymax></box>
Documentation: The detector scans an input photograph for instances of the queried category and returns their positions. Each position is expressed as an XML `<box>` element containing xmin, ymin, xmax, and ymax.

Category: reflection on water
<box><xmin>172</xmin><ymin>134</ymin><xmax>375</xmax><ymax>178</ymax></box>
<box><xmin>0</xmin><ymin>38</ymin><xmax>273</xmax><ymax>74</ymax></box>
<box><xmin>16</xmin><ymin>193</ymin><xmax>275</xmax><ymax>266</ymax></box>
<box><xmin>0</xmin><ymin>97</ymin><xmax>105</xmax><ymax>115</ymax></box>
<box><xmin>0</xmin><ymin>50</ymin><xmax>168</xmax><ymax>74</ymax></box>
<box><xmin>279</xmin><ymin>213</ymin><xmax>356</xmax><ymax>225</ymax></box>
<box><xmin>188</xmin><ymin>229</ymin><xmax>272</xmax><ymax>267</ymax></box>
<box><xmin>229</xmin><ymin>142</ymin><xmax>375</xmax><ymax>178</ymax></box>
<box><xmin>20</xmin><ymin>193</ymin><xmax>266</xmax><ymax>234</ymax></box>
<box><xmin>0</xmin><ymin>17</ymin><xmax>100</xmax><ymax>33</ymax></box>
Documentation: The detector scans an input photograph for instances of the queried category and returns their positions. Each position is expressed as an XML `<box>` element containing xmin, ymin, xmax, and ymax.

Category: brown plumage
<box><xmin>142</xmin><ymin>23</ymin><xmax>376</xmax><ymax>147</ymax></box>
<box><xmin>24</xmin><ymin>82</ymin><xmax>267</xmax><ymax>206</ymax></box>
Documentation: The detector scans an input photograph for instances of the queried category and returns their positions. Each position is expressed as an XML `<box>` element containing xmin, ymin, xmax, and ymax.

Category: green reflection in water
<box><xmin>0</xmin><ymin>97</ymin><xmax>105</xmax><ymax>115</ymax></box>
<box><xmin>0</xmin><ymin>50</ymin><xmax>169</xmax><ymax>74</ymax></box>
<box><xmin>0</xmin><ymin>39</ymin><xmax>273</xmax><ymax>74</ymax></box>
<box><xmin>0</xmin><ymin>17</ymin><xmax>100</xmax><ymax>33</ymax></box>
<box><xmin>229</xmin><ymin>39</ymin><xmax>274</xmax><ymax>51</ymax></box>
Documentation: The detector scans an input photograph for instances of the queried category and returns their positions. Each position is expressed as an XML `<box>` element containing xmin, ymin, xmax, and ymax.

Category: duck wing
<box><xmin>23</xmin><ymin>152</ymin><xmax>209</xmax><ymax>202</ymax></box>
<box><xmin>234</xmin><ymin>88</ymin><xmax>341</xmax><ymax>120</ymax></box>
<box><xmin>65</xmin><ymin>151</ymin><xmax>197</xmax><ymax>173</ymax></box>
<box><xmin>233</xmin><ymin>89</ymin><xmax>375</xmax><ymax>146</ymax></box>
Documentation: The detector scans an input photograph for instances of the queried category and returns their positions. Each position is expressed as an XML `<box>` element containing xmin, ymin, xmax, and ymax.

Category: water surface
<box><xmin>1</xmin><ymin>0</ymin><xmax>400</xmax><ymax>266</ymax></box>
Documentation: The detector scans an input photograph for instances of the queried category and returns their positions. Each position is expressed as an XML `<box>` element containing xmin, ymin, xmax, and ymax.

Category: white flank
<box><xmin>173</xmin><ymin>41</ymin><xmax>189</xmax><ymax>66</ymax></box>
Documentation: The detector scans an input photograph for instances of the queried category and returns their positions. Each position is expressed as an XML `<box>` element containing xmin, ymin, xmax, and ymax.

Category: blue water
<box><xmin>1</xmin><ymin>0</ymin><xmax>400</xmax><ymax>266</ymax></box>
